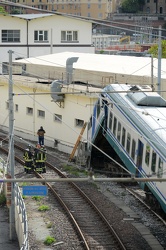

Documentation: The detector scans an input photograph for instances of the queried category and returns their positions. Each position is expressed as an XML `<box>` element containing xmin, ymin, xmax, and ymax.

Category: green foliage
<box><xmin>63</xmin><ymin>164</ymin><xmax>88</xmax><ymax>177</ymax></box>
<box><xmin>0</xmin><ymin>6</ymin><xmax>7</xmax><ymax>14</ymax></box>
<box><xmin>38</xmin><ymin>205</ymin><xmax>50</xmax><ymax>211</ymax></box>
<box><xmin>44</xmin><ymin>236</ymin><xmax>56</xmax><ymax>245</ymax></box>
<box><xmin>121</xmin><ymin>0</ymin><xmax>144</xmax><ymax>13</ymax></box>
<box><xmin>0</xmin><ymin>193</ymin><xmax>6</xmax><ymax>205</ymax></box>
<box><xmin>32</xmin><ymin>196</ymin><xmax>43</xmax><ymax>201</ymax></box>
<box><xmin>10</xmin><ymin>9</ymin><xmax>22</xmax><ymax>14</ymax></box>
<box><xmin>19</xmin><ymin>182</ymin><xmax>28</xmax><ymax>187</ymax></box>
<box><xmin>148</xmin><ymin>40</ymin><xmax>166</xmax><ymax>58</ymax></box>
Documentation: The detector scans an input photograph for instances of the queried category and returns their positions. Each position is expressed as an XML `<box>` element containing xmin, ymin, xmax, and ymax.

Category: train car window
<box><xmin>126</xmin><ymin>133</ymin><xmax>131</xmax><ymax>153</ymax></box>
<box><xmin>131</xmin><ymin>139</ymin><xmax>136</xmax><ymax>160</ymax></box>
<box><xmin>151</xmin><ymin>150</ymin><xmax>156</xmax><ymax>173</ymax></box>
<box><xmin>117</xmin><ymin>122</ymin><xmax>121</xmax><ymax>141</ymax></box>
<box><xmin>113</xmin><ymin>117</ymin><xmax>117</xmax><ymax>136</ymax></box>
<box><xmin>122</xmin><ymin>127</ymin><xmax>126</xmax><ymax>147</ymax></box>
<box><xmin>145</xmin><ymin>144</ymin><xmax>150</xmax><ymax>167</ymax></box>
<box><xmin>109</xmin><ymin>112</ymin><xmax>113</xmax><ymax>130</ymax></box>
<box><xmin>97</xmin><ymin>100</ymin><xmax>100</xmax><ymax>118</ymax></box>
<box><xmin>88</xmin><ymin>116</ymin><xmax>92</xmax><ymax>130</ymax></box>
<box><xmin>157</xmin><ymin>158</ymin><xmax>163</xmax><ymax>178</ymax></box>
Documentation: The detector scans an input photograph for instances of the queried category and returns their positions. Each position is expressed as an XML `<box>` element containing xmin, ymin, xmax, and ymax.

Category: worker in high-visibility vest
<box><xmin>23</xmin><ymin>145</ymin><xmax>33</xmax><ymax>173</ymax></box>
<box><xmin>34</xmin><ymin>144</ymin><xmax>46</xmax><ymax>173</ymax></box>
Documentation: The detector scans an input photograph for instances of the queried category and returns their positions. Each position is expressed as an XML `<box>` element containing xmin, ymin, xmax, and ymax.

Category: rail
<box><xmin>15</xmin><ymin>183</ymin><xmax>28</xmax><ymax>250</ymax></box>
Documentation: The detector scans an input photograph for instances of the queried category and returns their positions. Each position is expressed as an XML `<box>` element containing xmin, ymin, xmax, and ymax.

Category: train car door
<box><xmin>136</xmin><ymin>139</ymin><xmax>144</xmax><ymax>177</ymax></box>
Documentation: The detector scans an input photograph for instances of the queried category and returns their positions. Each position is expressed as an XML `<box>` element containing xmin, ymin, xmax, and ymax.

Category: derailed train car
<box><xmin>87</xmin><ymin>84</ymin><xmax>166</xmax><ymax>215</ymax></box>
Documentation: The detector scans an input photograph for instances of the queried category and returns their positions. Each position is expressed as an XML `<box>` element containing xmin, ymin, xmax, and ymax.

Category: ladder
<box><xmin>68</xmin><ymin>122</ymin><xmax>87</xmax><ymax>162</ymax></box>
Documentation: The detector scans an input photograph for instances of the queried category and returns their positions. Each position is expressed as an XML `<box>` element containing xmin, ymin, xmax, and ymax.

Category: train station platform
<box><xmin>0</xmin><ymin>205</ymin><xmax>19</xmax><ymax>250</ymax></box>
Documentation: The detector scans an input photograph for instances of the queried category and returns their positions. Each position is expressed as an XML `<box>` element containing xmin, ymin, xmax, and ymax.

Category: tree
<box><xmin>0</xmin><ymin>6</ymin><xmax>7</xmax><ymax>14</ymax></box>
<box><xmin>121</xmin><ymin>0</ymin><xmax>144</xmax><ymax>13</ymax></box>
<box><xmin>148</xmin><ymin>40</ymin><xmax>166</xmax><ymax>58</ymax></box>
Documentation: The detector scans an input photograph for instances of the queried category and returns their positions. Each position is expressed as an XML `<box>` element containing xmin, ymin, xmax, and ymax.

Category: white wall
<box><xmin>0</xmin><ymin>15</ymin><xmax>94</xmax><ymax>74</ymax></box>
<box><xmin>0</xmin><ymin>75</ymin><xmax>98</xmax><ymax>154</ymax></box>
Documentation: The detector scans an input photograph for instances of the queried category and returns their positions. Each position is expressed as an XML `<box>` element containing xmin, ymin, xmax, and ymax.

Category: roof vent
<box><xmin>127</xmin><ymin>85</ymin><xmax>166</xmax><ymax>107</ymax></box>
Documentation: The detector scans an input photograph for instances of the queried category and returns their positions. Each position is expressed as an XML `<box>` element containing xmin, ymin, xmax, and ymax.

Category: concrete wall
<box><xmin>0</xmin><ymin>75</ymin><xmax>98</xmax><ymax>154</ymax></box>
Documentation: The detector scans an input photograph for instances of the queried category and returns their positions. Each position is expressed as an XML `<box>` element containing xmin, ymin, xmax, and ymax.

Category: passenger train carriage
<box><xmin>87</xmin><ymin>84</ymin><xmax>166</xmax><ymax>214</ymax></box>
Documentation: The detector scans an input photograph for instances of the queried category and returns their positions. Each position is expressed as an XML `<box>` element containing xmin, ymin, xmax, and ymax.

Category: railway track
<box><xmin>0</xmin><ymin>134</ymin><xmax>166</xmax><ymax>249</ymax></box>
<box><xmin>0</xmin><ymin>137</ymin><xmax>126</xmax><ymax>249</ymax></box>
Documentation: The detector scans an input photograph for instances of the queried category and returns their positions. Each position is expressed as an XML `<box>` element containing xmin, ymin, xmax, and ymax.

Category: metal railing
<box><xmin>15</xmin><ymin>184</ymin><xmax>29</xmax><ymax>250</ymax></box>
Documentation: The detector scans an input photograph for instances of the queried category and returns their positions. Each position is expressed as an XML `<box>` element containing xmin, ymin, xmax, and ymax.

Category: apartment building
<box><xmin>0</xmin><ymin>13</ymin><xmax>94</xmax><ymax>74</ymax></box>
<box><xmin>143</xmin><ymin>0</ymin><xmax>166</xmax><ymax>14</ymax></box>
<box><xmin>6</xmin><ymin>0</ymin><xmax>116</xmax><ymax>19</ymax></box>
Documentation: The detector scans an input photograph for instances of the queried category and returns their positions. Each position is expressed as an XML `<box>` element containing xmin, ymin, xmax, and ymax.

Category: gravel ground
<box><xmin>24</xmin><ymin>178</ymin><xmax>166</xmax><ymax>250</ymax></box>
<box><xmin>0</xmin><ymin>135</ymin><xmax>165</xmax><ymax>250</ymax></box>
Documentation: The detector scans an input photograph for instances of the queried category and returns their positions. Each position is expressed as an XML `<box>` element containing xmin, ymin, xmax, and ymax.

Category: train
<box><xmin>87</xmin><ymin>83</ymin><xmax>166</xmax><ymax>215</ymax></box>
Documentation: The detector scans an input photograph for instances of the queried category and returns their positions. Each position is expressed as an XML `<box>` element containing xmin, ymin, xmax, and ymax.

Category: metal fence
<box><xmin>15</xmin><ymin>184</ymin><xmax>29</xmax><ymax>250</ymax></box>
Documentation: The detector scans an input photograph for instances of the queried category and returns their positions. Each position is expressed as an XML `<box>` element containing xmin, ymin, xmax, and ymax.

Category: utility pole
<box><xmin>157</xmin><ymin>25</ymin><xmax>162</xmax><ymax>94</ymax></box>
<box><xmin>8</xmin><ymin>50</ymin><xmax>15</xmax><ymax>240</ymax></box>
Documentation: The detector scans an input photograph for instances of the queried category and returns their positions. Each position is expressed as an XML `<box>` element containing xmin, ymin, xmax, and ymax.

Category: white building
<box><xmin>0</xmin><ymin>74</ymin><xmax>99</xmax><ymax>158</ymax></box>
<box><xmin>1</xmin><ymin>51</ymin><xmax>166</xmax><ymax>158</ymax></box>
<box><xmin>0</xmin><ymin>13</ymin><xmax>94</xmax><ymax>74</ymax></box>
<box><xmin>92</xmin><ymin>34</ymin><xmax>121</xmax><ymax>50</ymax></box>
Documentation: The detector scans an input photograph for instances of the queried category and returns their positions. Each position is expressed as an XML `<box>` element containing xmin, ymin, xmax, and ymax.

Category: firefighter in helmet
<box><xmin>34</xmin><ymin>144</ymin><xmax>46</xmax><ymax>173</ymax></box>
<box><xmin>23</xmin><ymin>145</ymin><xmax>33</xmax><ymax>173</ymax></box>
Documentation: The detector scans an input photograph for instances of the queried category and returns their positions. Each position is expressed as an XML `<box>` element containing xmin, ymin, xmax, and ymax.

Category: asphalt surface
<box><xmin>0</xmin><ymin>205</ymin><xmax>19</xmax><ymax>250</ymax></box>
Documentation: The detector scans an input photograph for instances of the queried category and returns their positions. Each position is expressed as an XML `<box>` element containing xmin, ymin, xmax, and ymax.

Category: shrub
<box><xmin>38</xmin><ymin>205</ymin><xmax>50</xmax><ymax>211</ymax></box>
<box><xmin>44</xmin><ymin>236</ymin><xmax>56</xmax><ymax>245</ymax></box>
<box><xmin>0</xmin><ymin>193</ymin><xmax>6</xmax><ymax>205</ymax></box>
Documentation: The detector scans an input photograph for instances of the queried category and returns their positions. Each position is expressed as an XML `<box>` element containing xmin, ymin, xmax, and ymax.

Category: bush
<box><xmin>0</xmin><ymin>193</ymin><xmax>6</xmax><ymax>205</ymax></box>
<box><xmin>44</xmin><ymin>236</ymin><xmax>56</xmax><ymax>245</ymax></box>
<box><xmin>38</xmin><ymin>205</ymin><xmax>50</xmax><ymax>211</ymax></box>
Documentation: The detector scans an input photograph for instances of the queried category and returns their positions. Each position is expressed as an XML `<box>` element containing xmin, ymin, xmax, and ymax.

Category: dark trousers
<box><xmin>39</xmin><ymin>136</ymin><xmax>44</xmax><ymax>145</ymax></box>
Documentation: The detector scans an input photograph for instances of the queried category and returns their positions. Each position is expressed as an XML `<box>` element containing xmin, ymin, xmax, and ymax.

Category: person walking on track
<box><xmin>37</xmin><ymin>126</ymin><xmax>46</xmax><ymax>146</ymax></box>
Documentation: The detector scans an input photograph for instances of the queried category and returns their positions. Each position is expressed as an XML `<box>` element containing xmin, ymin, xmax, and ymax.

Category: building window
<box><xmin>75</xmin><ymin>118</ymin><xmax>84</xmax><ymax>127</ymax></box>
<box><xmin>61</xmin><ymin>31</ymin><xmax>78</xmax><ymax>42</ymax></box>
<box><xmin>54</xmin><ymin>114</ymin><xmax>62</xmax><ymax>123</ymax></box>
<box><xmin>88</xmin><ymin>3</ymin><xmax>90</xmax><ymax>8</ymax></box>
<box><xmin>26</xmin><ymin>107</ymin><xmax>33</xmax><ymax>115</ymax></box>
<box><xmin>2</xmin><ymin>30</ymin><xmax>20</xmax><ymax>42</ymax></box>
<box><xmin>34</xmin><ymin>30</ymin><xmax>48</xmax><ymax>42</ymax></box>
<box><xmin>38</xmin><ymin>109</ymin><xmax>45</xmax><ymax>118</ymax></box>
<box><xmin>15</xmin><ymin>104</ymin><xmax>18</xmax><ymax>112</ymax></box>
